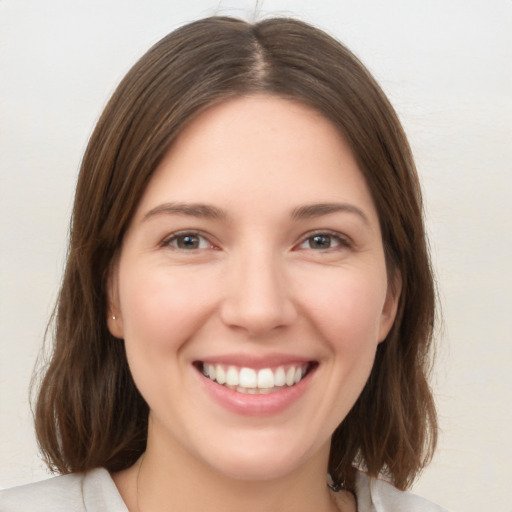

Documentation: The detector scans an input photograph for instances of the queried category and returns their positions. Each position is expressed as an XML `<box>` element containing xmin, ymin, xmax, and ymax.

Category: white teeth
<box><xmin>274</xmin><ymin>366</ymin><xmax>286</xmax><ymax>386</ymax></box>
<box><xmin>207</xmin><ymin>364</ymin><xmax>216</xmax><ymax>380</ymax></box>
<box><xmin>202</xmin><ymin>362</ymin><xmax>310</xmax><ymax>393</ymax></box>
<box><xmin>257</xmin><ymin>368</ymin><xmax>274</xmax><ymax>389</ymax></box>
<box><xmin>215</xmin><ymin>365</ymin><xmax>226</xmax><ymax>385</ymax></box>
<box><xmin>285</xmin><ymin>367</ymin><xmax>295</xmax><ymax>386</ymax></box>
<box><xmin>226</xmin><ymin>366</ymin><xmax>239</xmax><ymax>386</ymax></box>
<box><xmin>239</xmin><ymin>367</ymin><xmax>257</xmax><ymax>388</ymax></box>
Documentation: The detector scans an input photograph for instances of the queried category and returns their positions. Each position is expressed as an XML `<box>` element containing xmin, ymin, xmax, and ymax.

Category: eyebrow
<box><xmin>143</xmin><ymin>201</ymin><xmax>370</xmax><ymax>225</ymax></box>
<box><xmin>143</xmin><ymin>202</ymin><xmax>227</xmax><ymax>221</ymax></box>
<box><xmin>291</xmin><ymin>202</ymin><xmax>370</xmax><ymax>225</ymax></box>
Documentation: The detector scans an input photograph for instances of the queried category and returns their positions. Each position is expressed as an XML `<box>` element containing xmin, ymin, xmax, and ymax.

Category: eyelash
<box><xmin>161</xmin><ymin>230</ymin><xmax>351</xmax><ymax>252</ymax></box>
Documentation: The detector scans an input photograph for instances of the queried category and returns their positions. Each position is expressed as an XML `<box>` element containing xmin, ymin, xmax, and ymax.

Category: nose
<box><xmin>219</xmin><ymin>247</ymin><xmax>297</xmax><ymax>337</ymax></box>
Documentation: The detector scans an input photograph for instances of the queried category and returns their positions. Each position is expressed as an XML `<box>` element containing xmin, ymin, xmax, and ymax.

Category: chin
<box><xmin>211</xmin><ymin>456</ymin><xmax>302</xmax><ymax>482</ymax></box>
<box><xmin>199</xmin><ymin>434</ymin><xmax>326</xmax><ymax>483</ymax></box>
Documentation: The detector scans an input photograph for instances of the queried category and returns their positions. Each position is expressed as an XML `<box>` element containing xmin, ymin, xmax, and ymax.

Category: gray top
<box><xmin>0</xmin><ymin>467</ymin><xmax>450</xmax><ymax>511</ymax></box>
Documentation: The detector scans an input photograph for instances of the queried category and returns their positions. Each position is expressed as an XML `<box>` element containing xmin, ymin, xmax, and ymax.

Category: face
<box><xmin>108</xmin><ymin>95</ymin><xmax>399</xmax><ymax>482</ymax></box>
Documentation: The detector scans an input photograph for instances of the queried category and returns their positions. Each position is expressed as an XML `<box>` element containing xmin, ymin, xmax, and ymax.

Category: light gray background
<box><xmin>1</xmin><ymin>1</ymin><xmax>511</xmax><ymax>511</ymax></box>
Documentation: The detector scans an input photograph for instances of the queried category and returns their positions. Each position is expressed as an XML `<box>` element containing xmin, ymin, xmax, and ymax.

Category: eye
<box><xmin>163</xmin><ymin>231</ymin><xmax>213</xmax><ymax>250</ymax></box>
<box><xmin>297</xmin><ymin>232</ymin><xmax>350</xmax><ymax>250</ymax></box>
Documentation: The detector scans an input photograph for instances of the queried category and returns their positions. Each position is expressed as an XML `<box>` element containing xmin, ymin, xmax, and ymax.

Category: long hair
<box><xmin>34</xmin><ymin>16</ymin><xmax>437</xmax><ymax>491</ymax></box>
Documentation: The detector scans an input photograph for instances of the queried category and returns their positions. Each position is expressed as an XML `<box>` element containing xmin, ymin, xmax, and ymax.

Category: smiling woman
<box><xmin>107</xmin><ymin>96</ymin><xmax>396</xmax><ymax>495</ymax></box>
<box><xmin>0</xmin><ymin>16</ymin><xmax>447</xmax><ymax>512</ymax></box>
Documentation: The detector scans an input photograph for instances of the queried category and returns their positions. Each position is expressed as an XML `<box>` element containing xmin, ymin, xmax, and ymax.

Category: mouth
<box><xmin>194</xmin><ymin>361</ymin><xmax>317</xmax><ymax>395</ymax></box>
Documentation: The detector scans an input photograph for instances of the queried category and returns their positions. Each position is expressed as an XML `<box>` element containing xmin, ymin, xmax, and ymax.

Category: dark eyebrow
<box><xmin>143</xmin><ymin>202</ymin><xmax>227</xmax><ymax>221</ymax></box>
<box><xmin>291</xmin><ymin>202</ymin><xmax>370</xmax><ymax>226</ymax></box>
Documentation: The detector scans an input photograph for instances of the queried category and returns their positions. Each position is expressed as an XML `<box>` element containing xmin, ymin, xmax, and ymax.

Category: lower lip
<box><xmin>197</xmin><ymin>367</ymin><xmax>314</xmax><ymax>416</ymax></box>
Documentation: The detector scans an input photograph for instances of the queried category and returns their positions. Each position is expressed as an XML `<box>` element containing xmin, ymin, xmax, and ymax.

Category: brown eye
<box><xmin>164</xmin><ymin>232</ymin><xmax>211</xmax><ymax>250</ymax></box>
<box><xmin>177</xmin><ymin>235</ymin><xmax>200</xmax><ymax>248</ymax></box>
<box><xmin>308</xmin><ymin>235</ymin><xmax>333</xmax><ymax>249</ymax></box>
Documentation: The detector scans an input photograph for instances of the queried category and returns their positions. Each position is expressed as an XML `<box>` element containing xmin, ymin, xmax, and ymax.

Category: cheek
<box><xmin>118</xmin><ymin>264</ymin><xmax>216</xmax><ymax>354</ymax></box>
<box><xmin>116</xmin><ymin>264</ymin><xmax>220</xmax><ymax>417</ymax></box>
<box><xmin>291</xmin><ymin>266</ymin><xmax>389</xmax><ymax>434</ymax></box>
<box><xmin>301</xmin><ymin>265</ymin><xmax>388</xmax><ymax>352</ymax></box>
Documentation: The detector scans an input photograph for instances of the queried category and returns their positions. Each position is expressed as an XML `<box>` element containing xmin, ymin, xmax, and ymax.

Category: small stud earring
<box><xmin>112</xmin><ymin>315</ymin><xmax>116</xmax><ymax>320</ymax></box>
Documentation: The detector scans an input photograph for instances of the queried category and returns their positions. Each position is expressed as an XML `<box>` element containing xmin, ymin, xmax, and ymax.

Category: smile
<box><xmin>196</xmin><ymin>362</ymin><xmax>314</xmax><ymax>395</ymax></box>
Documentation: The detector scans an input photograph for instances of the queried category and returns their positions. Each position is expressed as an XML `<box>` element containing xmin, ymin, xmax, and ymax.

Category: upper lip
<box><xmin>195</xmin><ymin>353</ymin><xmax>316</xmax><ymax>369</ymax></box>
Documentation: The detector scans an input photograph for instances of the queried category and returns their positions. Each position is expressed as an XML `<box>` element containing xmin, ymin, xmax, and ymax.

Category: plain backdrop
<box><xmin>0</xmin><ymin>1</ymin><xmax>511</xmax><ymax>511</ymax></box>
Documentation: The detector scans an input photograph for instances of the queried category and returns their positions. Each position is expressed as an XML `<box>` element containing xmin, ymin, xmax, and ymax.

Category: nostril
<box><xmin>219</xmin><ymin>300</ymin><xmax>297</xmax><ymax>336</ymax></box>
<box><xmin>218</xmin><ymin>265</ymin><xmax>297</xmax><ymax>335</ymax></box>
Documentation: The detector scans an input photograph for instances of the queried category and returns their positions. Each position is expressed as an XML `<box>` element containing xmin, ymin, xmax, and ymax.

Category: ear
<box><xmin>378</xmin><ymin>270</ymin><xmax>402</xmax><ymax>343</ymax></box>
<box><xmin>106</xmin><ymin>263</ymin><xmax>124</xmax><ymax>339</ymax></box>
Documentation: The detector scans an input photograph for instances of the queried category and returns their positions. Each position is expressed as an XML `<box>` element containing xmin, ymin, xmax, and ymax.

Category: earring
<box><xmin>112</xmin><ymin>315</ymin><xmax>116</xmax><ymax>320</ymax></box>
<box><xmin>327</xmin><ymin>473</ymin><xmax>345</xmax><ymax>492</ymax></box>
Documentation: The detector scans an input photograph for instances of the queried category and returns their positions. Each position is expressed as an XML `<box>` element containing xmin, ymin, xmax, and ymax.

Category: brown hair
<box><xmin>34</xmin><ymin>16</ymin><xmax>437</xmax><ymax>491</ymax></box>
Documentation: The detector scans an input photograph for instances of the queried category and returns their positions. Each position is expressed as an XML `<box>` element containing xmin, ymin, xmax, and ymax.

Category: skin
<box><xmin>108</xmin><ymin>95</ymin><xmax>400</xmax><ymax>512</ymax></box>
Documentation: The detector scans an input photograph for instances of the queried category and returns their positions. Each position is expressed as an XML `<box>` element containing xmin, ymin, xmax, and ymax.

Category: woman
<box><xmin>1</xmin><ymin>16</ymin><xmax>448</xmax><ymax>511</ymax></box>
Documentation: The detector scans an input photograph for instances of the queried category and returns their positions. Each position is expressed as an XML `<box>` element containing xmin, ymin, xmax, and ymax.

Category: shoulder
<box><xmin>0</xmin><ymin>467</ymin><xmax>127</xmax><ymax>512</ymax></box>
<box><xmin>353</xmin><ymin>471</ymin><xmax>452</xmax><ymax>512</ymax></box>
<box><xmin>0</xmin><ymin>471</ymin><xmax>86</xmax><ymax>512</ymax></box>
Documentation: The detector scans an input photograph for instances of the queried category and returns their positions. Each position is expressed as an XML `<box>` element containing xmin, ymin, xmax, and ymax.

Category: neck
<box><xmin>114</xmin><ymin>423</ymin><xmax>349</xmax><ymax>512</ymax></box>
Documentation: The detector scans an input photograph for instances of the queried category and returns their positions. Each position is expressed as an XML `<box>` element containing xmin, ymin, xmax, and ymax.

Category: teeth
<box><xmin>206</xmin><ymin>364</ymin><xmax>216</xmax><ymax>380</ymax></box>
<box><xmin>285</xmin><ymin>367</ymin><xmax>295</xmax><ymax>386</ymax></box>
<box><xmin>202</xmin><ymin>363</ymin><xmax>309</xmax><ymax>393</ymax></box>
<box><xmin>257</xmin><ymin>368</ymin><xmax>274</xmax><ymax>389</ymax></box>
<box><xmin>226</xmin><ymin>366</ymin><xmax>239</xmax><ymax>386</ymax></box>
<box><xmin>215</xmin><ymin>365</ymin><xmax>226</xmax><ymax>385</ymax></box>
<box><xmin>274</xmin><ymin>366</ymin><xmax>286</xmax><ymax>387</ymax></box>
<box><xmin>239</xmin><ymin>367</ymin><xmax>257</xmax><ymax>388</ymax></box>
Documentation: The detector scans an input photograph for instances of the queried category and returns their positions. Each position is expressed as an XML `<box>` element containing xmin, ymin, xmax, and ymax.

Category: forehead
<box><xmin>134</xmin><ymin>95</ymin><xmax>379</xmax><ymax>224</ymax></box>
